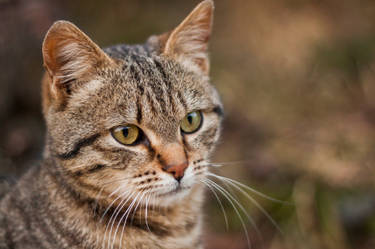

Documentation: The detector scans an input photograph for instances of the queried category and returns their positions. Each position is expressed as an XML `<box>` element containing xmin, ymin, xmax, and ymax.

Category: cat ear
<box><xmin>162</xmin><ymin>0</ymin><xmax>214</xmax><ymax>74</ymax></box>
<box><xmin>42</xmin><ymin>21</ymin><xmax>113</xmax><ymax>100</ymax></box>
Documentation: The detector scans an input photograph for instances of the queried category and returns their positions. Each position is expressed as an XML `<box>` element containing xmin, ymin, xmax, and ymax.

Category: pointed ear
<box><xmin>162</xmin><ymin>0</ymin><xmax>214</xmax><ymax>74</ymax></box>
<box><xmin>42</xmin><ymin>21</ymin><xmax>113</xmax><ymax>102</ymax></box>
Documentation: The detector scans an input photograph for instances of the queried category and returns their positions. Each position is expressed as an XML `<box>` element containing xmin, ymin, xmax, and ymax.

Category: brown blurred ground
<box><xmin>0</xmin><ymin>0</ymin><xmax>375</xmax><ymax>248</ymax></box>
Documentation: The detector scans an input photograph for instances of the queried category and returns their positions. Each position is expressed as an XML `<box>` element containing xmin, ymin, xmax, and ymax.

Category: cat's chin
<box><xmin>158</xmin><ymin>185</ymin><xmax>191</xmax><ymax>198</ymax></box>
<box><xmin>153</xmin><ymin>181</ymin><xmax>204</xmax><ymax>207</ymax></box>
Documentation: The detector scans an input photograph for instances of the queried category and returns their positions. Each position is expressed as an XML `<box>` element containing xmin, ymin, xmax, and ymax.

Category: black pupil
<box><xmin>122</xmin><ymin>127</ymin><xmax>129</xmax><ymax>137</ymax></box>
<box><xmin>187</xmin><ymin>113</ymin><xmax>194</xmax><ymax>124</ymax></box>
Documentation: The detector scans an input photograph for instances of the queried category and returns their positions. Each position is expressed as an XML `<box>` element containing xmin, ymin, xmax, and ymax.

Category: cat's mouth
<box><xmin>157</xmin><ymin>185</ymin><xmax>192</xmax><ymax>197</ymax></box>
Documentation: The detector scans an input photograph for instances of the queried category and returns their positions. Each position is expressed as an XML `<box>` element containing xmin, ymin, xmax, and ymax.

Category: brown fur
<box><xmin>0</xmin><ymin>1</ymin><xmax>223</xmax><ymax>248</ymax></box>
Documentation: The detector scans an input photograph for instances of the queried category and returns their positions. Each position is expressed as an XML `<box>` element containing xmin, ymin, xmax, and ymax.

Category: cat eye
<box><xmin>180</xmin><ymin>111</ymin><xmax>203</xmax><ymax>134</ymax></box>
<box><xmin>111</xmin><ymin>125</ymin><xmax>141</xmax><ymax>145</ymax></box>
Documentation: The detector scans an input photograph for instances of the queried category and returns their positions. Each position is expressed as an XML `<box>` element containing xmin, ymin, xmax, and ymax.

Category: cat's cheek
<box><xmin>184</xmin><ymin>129</ymin><xmax>219</xmax><ymax>155</ymax></box>
<box><xmin>180</xmin><ymin>165</ymin><xmax>199</xmax><ymax>187</ymax></box>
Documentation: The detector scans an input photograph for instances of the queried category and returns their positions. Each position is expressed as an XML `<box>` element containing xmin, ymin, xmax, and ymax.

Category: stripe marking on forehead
<box><xmin>129</xmin><ymin>56</ymin><xmax>172</xmax><ymax>116</ymax></box>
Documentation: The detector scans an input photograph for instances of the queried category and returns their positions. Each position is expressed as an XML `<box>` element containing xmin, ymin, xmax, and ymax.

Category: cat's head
<box><xmin>41</xmin><ymin>0</ymin><xmax>222</xmax><ymax>207</ymax></box>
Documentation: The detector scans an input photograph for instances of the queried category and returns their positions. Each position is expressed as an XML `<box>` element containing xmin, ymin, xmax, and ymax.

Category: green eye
<box><xmin>111</xmin><ymin>125</ymin><xmax>140</xmax><ymax>145</ymax></box>
<box><xmin>180</xmin><ymin>111</ymin><xmax>203</xmax><ymax>134</ymax></box>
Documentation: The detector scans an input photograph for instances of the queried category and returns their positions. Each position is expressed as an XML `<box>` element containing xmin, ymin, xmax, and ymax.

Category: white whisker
<box><xmin>202</xmin><ymin>179</ymin><xmax>252</xmax><ymax>249</ymax></box>
<box><xmin>205</xmin><ymin>178</ymin><xmax>260</xmax><ymax>237</ymax></box>
<box><xmin>100</xmin><ymin>188</ymin><xmax>129</xmax><ymax>222</ymax></box>
<box><xmin>144</xmin><ymin>192</ymin><xmax>152</xmax><ymax>232</ymax></box>
<box><xmin>200</xmin><ymin>163</ymin><xmax>223</xmax><ymax>168</ymax></box>
<box><xmin>211</xmin><ymin>160</ymin><xmax>257</xmax><ymax>166</ymax></box>
<box><xmin>110</xmin><ymin>191</ymin><xmax>140</xmax><ymax>249</ymax></box>
<box><xmin>209</xmin><ymin>173</ymin><xmax>284</xmax><ymax>235</ymax></box>
<box><xmin>104</xmin><ymin>191</ymin><xmax>135</xmax><ymax>249</ymax></box>
<box><xmin>202</xmin><ymin>180</ymin><xmax>229</xmax><ymax>230</ymax></box>
<box><xmin>208</xmin><ymin>173</ymin><xmax>291</xmax><ymax>205</ymax></box>
<box><xmin>117</xmin><ymin>191</ymin><xmax>148</xmax><ymax>249</ymax></box>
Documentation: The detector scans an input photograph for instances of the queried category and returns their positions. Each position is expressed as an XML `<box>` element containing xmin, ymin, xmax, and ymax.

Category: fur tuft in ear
<box><xmin>42</xmin><ymin>21</ymin><xmax>113</xmax><ymax>102</ymax></box>
<box><xmin>162</xmin><ymin>0</ymin><xmax>214</xmax><ymax>74</ymax></box>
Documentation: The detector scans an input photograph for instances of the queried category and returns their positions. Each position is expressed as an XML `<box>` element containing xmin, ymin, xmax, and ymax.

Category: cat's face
<box><xmin>42</xmin><ymin>0</ymin><xmax>222</xmax><ymax>207</ymax></box>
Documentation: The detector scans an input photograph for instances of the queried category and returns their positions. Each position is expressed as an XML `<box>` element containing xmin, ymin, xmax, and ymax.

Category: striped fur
<box><xmin>0</xmin><ymin>1</ymin><xmax>222</xmax><ymax>248</ymax></box>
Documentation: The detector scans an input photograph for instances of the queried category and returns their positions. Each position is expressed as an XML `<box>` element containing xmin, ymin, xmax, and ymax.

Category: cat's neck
<box><xmin>39</xmin><ymin>158</ymin><xmax>204</xmax><ymax>249</ymax></box>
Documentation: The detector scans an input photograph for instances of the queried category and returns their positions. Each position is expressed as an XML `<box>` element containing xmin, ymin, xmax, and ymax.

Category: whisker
<box><xmin>201</xmin><ymin>179</ymin><xmax>229</xmax><ymax>230</ymax></box>
<box><xmin>209</xmin><ymin>173</ymin><xmax>284</xmax><ymax>235</ymax></box>
<box><xmin>131</xmin><ymin>191</ymin><xmax>147</xmax><ymax>224</ymax></box>
<box><xmin>108</xmin><ymin>193</ymin><xmax>141</xmax><ymax>248</ymax></box>
<box><xmin>137</xmin><ymin>195</ymin><xmax>144</xmax><ymax>225</ymax></box>
<box><xmin>216</xmin><ymin>178</ymin><xmax>264</xmax><ymax>241</ymax></box>
<box><xmin>118</xmin><ymin>191</ymin><xmax>149</xmax><ymax>249</ymax></box>
<box><xmin>208</xmin><ymin>173</ymin><xmax>292</xmax><ymax>205</ymax></box>
<box><xmin>98</xmin><ymin>182</ymin><xmax>131</xmax><ymax>242</ymax></box>
<box><xmin>202</xmin><ymin>159</ymin><xmax>257</xmax><ymax>168</ymax></box>
<box><xmin>102</xmin><ymin>194</ymin><xmax>127</xmax><ymax>249</ymax></box>
<box><xmin>144</xmin><ymin>192</ymin><xmax>152</xmax><ymax>232</ymax></box>
<box><xmin>150</xmin><ymin>192</ymin><xmax>157</xmax><ymax>229</ymax></box>
<box><xmin>205</xmin><ymin>178</ymin><xmax>260</xmax><ymax>237</ymax></box>
<box><xmin>104</xmin><ymin>191</ymin><xmax>135</xmax><ymax>249</ymax></box>
<box><xmin>108</xmin><ymin>185</ymin><xmax>127</xmax><ymax>198</ymax></box>
<box><xmin>100</xmin><ymin>188</ymin><xmax>129</xmax><ymax>222</ymax></box>
<box><xmin>199</xmin><ymin>163</ymin><xmax>223</xmax><ymax>168</ymax></box>
<box><xmin>114</xmin><ymin>195</ymin><xmax>138</xmax><ymax>249</ymax></box>
<box><xmin>202</xmin><ymin>179</ymin><xmax>252</xmax><ymax>249</ymax></box>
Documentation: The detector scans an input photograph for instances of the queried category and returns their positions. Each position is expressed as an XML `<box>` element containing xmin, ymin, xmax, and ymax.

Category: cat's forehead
<box><xmin>111</xmin><ymin>52</ymin><xmax>215</xmax><ymax>109</ymax></box>
<box><xmin>90</xmin><ymin>51</ymin><xmax>217</xmax><ymax>140</ymax></box>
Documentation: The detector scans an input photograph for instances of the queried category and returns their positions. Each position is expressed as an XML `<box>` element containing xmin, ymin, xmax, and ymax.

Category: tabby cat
<box><xmin>0</xmin><ymin>0</ymin><xmax>224</xmax><ymax>248</ymax></box>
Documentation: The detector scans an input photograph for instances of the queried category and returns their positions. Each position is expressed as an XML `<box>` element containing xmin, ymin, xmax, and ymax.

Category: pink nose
<box><xmin>162</xmin><ymin>162</ymin><xmax>188</xmax><ymax>182</ymax></box>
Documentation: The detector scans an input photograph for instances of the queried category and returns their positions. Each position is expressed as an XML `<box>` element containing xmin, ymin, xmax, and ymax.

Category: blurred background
<box><xmin>1</xmin><ymin>0</ymin><xmax>375</xmax><ymax>248</ymax></box>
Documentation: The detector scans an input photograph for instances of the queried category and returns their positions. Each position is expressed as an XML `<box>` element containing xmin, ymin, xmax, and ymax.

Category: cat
<box><xmin>0</xmin><ymin>0</ymin><xmax>224</xmax><ymax>248</ymax></box>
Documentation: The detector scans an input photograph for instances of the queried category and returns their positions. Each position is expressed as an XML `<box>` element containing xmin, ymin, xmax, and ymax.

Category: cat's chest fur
<box><xmin>0</xmin><ymin>1</ymin><xmax>220</xmax><ymax>248</ymax></box>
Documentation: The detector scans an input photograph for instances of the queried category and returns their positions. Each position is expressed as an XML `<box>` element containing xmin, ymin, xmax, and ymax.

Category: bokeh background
<box><xmin>1</xmin><ymin>0</ymin><xmax>375</xmax><ymax>248</ymax></box>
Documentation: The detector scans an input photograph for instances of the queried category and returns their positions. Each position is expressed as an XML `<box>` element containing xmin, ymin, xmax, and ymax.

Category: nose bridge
<box><xmin>158</xmin><ymin>142</ymin><xmax>188</xmax><ymax>181</ymax></box>
<box><xmin>159</xmin><ymin>143</ymin><xmax>186</xmax><ymax>165</ymax></box>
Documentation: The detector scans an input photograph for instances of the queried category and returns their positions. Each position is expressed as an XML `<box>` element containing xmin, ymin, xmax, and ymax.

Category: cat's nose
<box><xmin>157</xmin><ymin>143</ymin><xmax>188</xmax><ymax>182</ymax></box>
<box><xmin>162</xmin><ymin>162</ymin><xmax>188</xmax><ymax>182</ymax></box>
